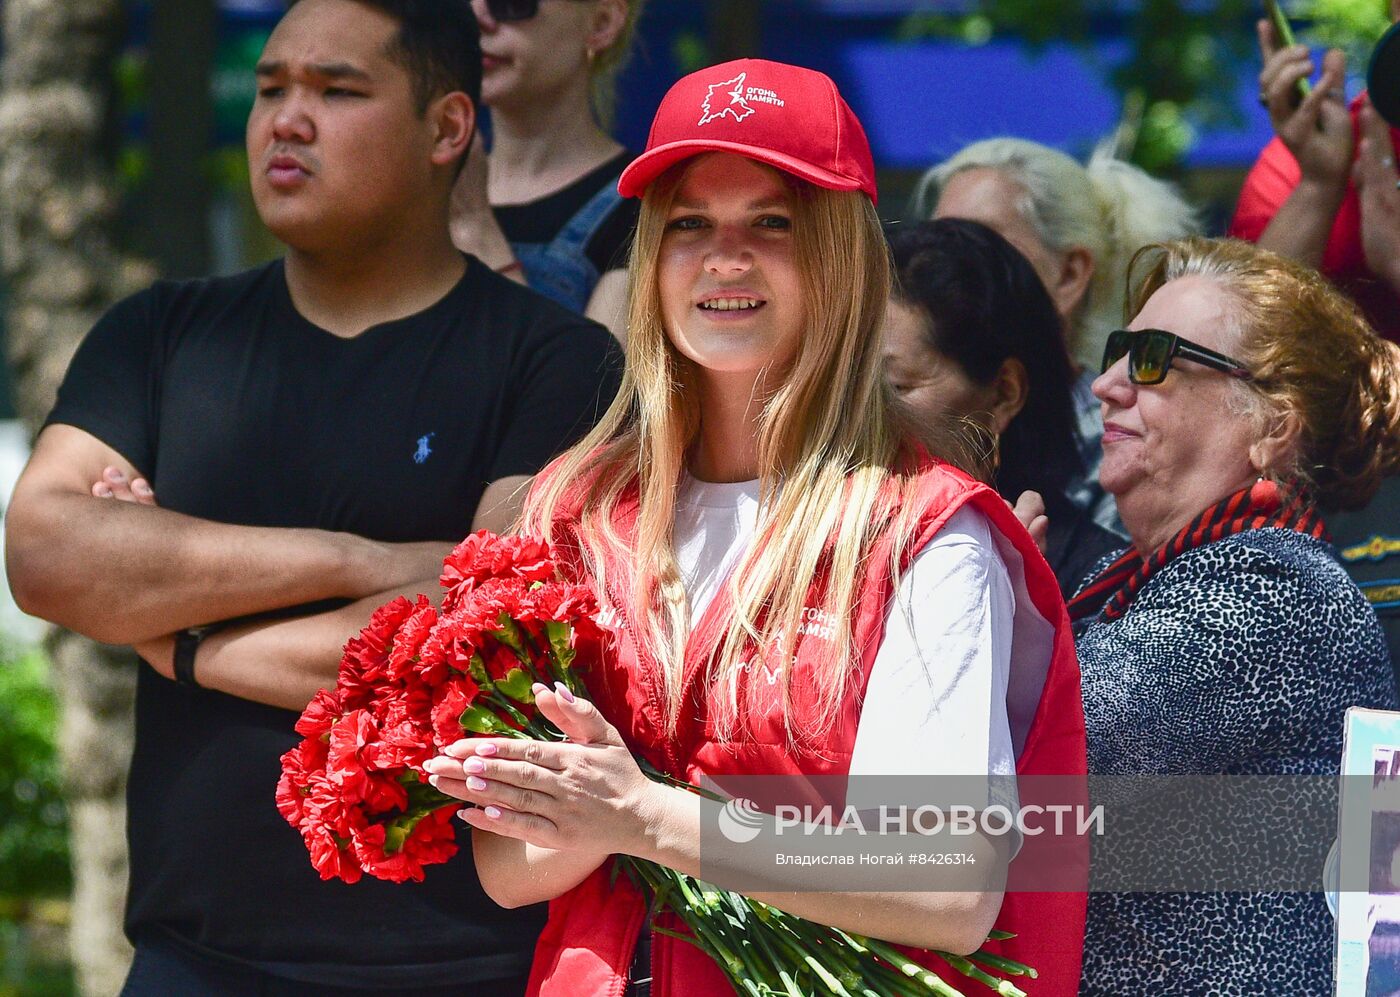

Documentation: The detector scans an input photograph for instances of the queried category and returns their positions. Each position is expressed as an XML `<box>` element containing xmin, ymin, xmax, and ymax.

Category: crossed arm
<box><xmin>6</xmin><ymin>424</ymin><xmax>529</xmax><ymax>711</ymax></box>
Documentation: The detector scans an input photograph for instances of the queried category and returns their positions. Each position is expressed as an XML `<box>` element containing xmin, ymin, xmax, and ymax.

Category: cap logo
<box><xmin>699</xmin><ymin>72</ymin><xmax>755</xmax><ymax>126</ymax></box>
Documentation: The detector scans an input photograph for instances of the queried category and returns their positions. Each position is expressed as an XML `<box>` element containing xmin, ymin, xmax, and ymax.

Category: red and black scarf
<box><xmin>1067</xmin><ymin>478</ymin><xmax>1329</xmax><ymax>623</ymax></box>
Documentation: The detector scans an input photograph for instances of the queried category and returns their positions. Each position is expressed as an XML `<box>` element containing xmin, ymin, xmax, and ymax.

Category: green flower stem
<box><xmin>636</xmin><ymin>758</ymin><xmax>727</xmax><ymax>804</ymax></box>
<box><xmin>744</xmin><ymin>911</ymin><xmax>808</xmax><ymax>997</ymax></box>
<box><xmin>650</xmin><ymin>919</ymin><xmax>749</xmax><ymax>994</ymax></box>
<box><xmin>658</xmin><ymin>865</ymin><xmax>784</xmax><ymax>991</ymax></box>
<box><xmin>859</xmin><ymin>938</ymin><xmax>970</xmax><ymax>997</ymax></box>
<box><xmin>761</xmin><ymin>915</ymin><xmax>864</xmax><ymax>997</ymax></box>
<box><xmin>781</xmin><ymin>916</ymin><xmax>901</xmax><ymax>996</ymax></box>
<box><xmin>937</xmin><ymin>954</ymin><xmax>1027</xmax><ymax>997</ymax></box>
<box><xmin>486</xmin><ymin>690</ymin><xmax>535</xmax><ymax>729</ymax></box>
<box><xmin>511</xmin><ymin>624</ymin><xmax>555</xmax><ymax>686</ymax></box>
<box><xmin>964</xmin><ymin>950</ymin><xmax>1037</xmax><ymax>979</ymax></box>
<box><xmin>630</xmin><ymin>862</ymin><xmax>749</xmax><ymax>982</ymax></box>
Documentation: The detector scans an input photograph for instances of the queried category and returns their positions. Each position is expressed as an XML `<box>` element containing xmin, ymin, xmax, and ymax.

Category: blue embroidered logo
<box><xmin>413</xmin><ymin>433</ymin><xmax>435</xmax><ymax>465</ymax></box>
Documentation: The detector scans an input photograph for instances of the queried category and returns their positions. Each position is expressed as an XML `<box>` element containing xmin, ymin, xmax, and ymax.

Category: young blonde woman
<box><xmin>450</xmin><ymin>0</ymin><xmax>644</xmax><ymax>339</ymax></box>
<box><xmin>426</xmin><ymin>60</ymin><xmax>1088</xmax><ymax>996</ymax></box>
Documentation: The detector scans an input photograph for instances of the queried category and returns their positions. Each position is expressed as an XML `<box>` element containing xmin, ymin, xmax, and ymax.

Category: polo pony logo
<box><xmin>413</xmin><ymin>433</ymin><xmax>435</xmax><ymax>465</ymax></box>
<box><xmin>699</xmin><ymin>72</ymin><xmax>755</xmax><ymax>126</ymax></box>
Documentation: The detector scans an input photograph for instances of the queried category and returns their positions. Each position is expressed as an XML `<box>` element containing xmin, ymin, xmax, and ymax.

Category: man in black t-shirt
<box><xmin>5</xmin><ymin>1</ymin><xmax>621</xmax><ymax>994</ymax></box>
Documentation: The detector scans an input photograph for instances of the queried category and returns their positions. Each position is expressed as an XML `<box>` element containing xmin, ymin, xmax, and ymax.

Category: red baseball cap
<box><xmin>617</xmin><ymin>58</ymin><xmax>877</xmax><ymax>205</ymax></box>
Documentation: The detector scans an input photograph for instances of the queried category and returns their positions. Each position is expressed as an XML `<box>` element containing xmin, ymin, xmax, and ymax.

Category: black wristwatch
<box><xmin>173</xmin><ymin>626</ymin><xmax>215</xmax><ymax>688</ymax></box>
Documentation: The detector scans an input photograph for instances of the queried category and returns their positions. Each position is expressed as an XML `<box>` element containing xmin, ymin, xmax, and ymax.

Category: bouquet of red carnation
<box><xmin>276</xmin><ymin>532</ymin><xmax>604</xmax><ymax>884</ymax></box>
<box><xmin>279</xmin><ymin>532</ymin><xmax>1037</xmax><ymax>996</ymax></box>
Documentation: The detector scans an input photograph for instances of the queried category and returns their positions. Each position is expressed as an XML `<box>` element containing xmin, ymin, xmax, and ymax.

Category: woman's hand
<box><xmin>424</xmin><ymin>683</ymin><xmax>670</xmax><ymax>856</ymax></box>
<box><xmin>1354</xmin><ymin>96</ymin><xmax>1400</xmax><ymax>291</ymax></box>
<box><xmin>448</xmin><ymin>132</ymin><xmax>524</xmax><ymax>279</ymax></box>
<box><xmin>1010</xmin><ymin>490</ymin><xmax>1048</xmax><ymax>554</ymax></box>
<box><xmin>1257</xmin><ymin>22</ymin><xmax>1353</xmax><ymax>188</ymax></box>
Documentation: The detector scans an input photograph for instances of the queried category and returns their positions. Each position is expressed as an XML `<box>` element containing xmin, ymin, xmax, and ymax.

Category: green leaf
<box><xmin>467</xmin><ymin>652</ymin><xmax>490</xmax><ymax>687</ymax></box>
<box><xmin>544</xmin><ymin>619</ymin><xmax>576</xmax><ymax>671</ymax></box>
<box><xmin>459</xmin><ymin>704</ymin><xmax>511</xmax><ymax>734</ymax></box>
<box><xmin>495</xmin><ymin>667</ymin><xmax>536</xmax><ymax>704</ymax></box>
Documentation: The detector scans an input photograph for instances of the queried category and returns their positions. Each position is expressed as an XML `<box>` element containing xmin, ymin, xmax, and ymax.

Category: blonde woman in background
<box><xmin>912</xmin><ymin>138</ymin><xmax>1200</xmax><ymax>534</ymax></box>
<box><xmin>450</xmin><ymin>0</ymin><xmax>644</xmax><ymax>339</ymax></box>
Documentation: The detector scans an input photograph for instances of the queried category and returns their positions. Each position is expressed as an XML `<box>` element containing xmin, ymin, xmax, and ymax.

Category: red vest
<box><xmin>528</xmin><ymin>460</ymin><xmax>1087</xmax><ymax>996</ymax></box>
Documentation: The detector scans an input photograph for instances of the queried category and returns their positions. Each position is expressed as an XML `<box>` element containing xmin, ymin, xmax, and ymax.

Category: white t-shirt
<box><xmin>673</xmin><ymin>475</ymin><xmax>1019</xmax><ymax>812</ymax></box>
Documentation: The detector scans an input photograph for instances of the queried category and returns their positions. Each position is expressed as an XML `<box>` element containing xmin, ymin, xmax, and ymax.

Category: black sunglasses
<box><xmin>485</xmin><ymin>0</ymin><xmax>587</xmax><ymax>23</ymax></box>
<box><xmin>1101</xmin><ymin>328</ymin><xmax>1253</xmax><ymax>386</ymax></box>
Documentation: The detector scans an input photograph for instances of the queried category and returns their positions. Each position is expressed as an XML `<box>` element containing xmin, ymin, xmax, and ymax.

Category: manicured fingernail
<box><xmin>457</xmin><ymin>808</ymin><xmax>472</xmax><ymax>821</ymax></box>
<box><xmin>478</xmin><ymin>742</ymin><xmax>498</xmax><ymax>756</ymax></box>
<box><xmin>106</xmin><ymin>469</ymin><xmax>124</xmax><ymax>483</ymax></box>
<box><xmin>428</xmin><ymin>774</ymin><xmax>441</xmax><ymax>788</ymax></box>
<box><xmin>95</xmin><ymin>484</ymin><xmax>113</xmax><ymax>497</ymax></box>
<box><xmin>467</xmin><ymin>776</ymin><xmax>486</xmax><ymax>791</ymax></box>
<box><xmin>465</xmin><ymin>757</ymin><xmax>485</xmax><ymax>774</ymax></box>
<box><xmin>444</xmin><ymin>741</ymin><xmax>470</xmax><ymax>758</ymax></box>
<box><xmin>484</xmin><ymin>806</ymin><xmax>502</xmax><ymax>819</ymax></box>
<box><xmin>554</xmin><ymin>682</ymin><xmax>575</xmax><ymax>703</ymax></box>
<box><xmin>532</xmin><ymin>682</ymin><xmax>549</xmax><ymax>696</ymax></box>
<box><xmin>134</xmin><ymin>480</ymin><xmax>151</xmax><ymax>495</ymax></box>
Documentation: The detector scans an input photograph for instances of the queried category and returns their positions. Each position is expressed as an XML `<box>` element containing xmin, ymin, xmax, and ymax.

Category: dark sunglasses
<box><xmin>485</xmin><ymin>0</ymin><xmax>587</xmax><ymax>22</ymax></box>
<box><xmin>1101</xmin><ymin>328</ymin><xmax>1253</xmax><ymax>386</ymax></box>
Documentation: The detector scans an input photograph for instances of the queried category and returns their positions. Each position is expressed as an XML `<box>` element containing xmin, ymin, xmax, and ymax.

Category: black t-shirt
<box><xmin>494</xmin><ymin>151</ymin><xmax>639</xmax><ymax>274</ymax></box>
<box><xmin>45</xmin><ymin>257</ymin><xmax>623</xmax><ymax>987</ymax></box>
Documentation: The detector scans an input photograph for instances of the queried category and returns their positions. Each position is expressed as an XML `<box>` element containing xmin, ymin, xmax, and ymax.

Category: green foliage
<box><xmin>1299</xmin><ymin>0</ymin><xmax>1392</xmax><ymax>68</ymax></box>
<box><xmin>0</xmin><ymin>648</ymin><xmax>70</xmax><ymax>899</ymax></box>
<box><xmin>894</xmin><ymin>0</ymin><xmax>1387</xmax><ymax>171</ymax></box>
<box><xmin>672</xmin><ymin>31</ymin><xmax>712</xmax><ymax>76</ymax></box>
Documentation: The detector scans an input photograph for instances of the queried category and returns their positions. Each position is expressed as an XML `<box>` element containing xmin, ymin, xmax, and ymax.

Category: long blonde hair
<box><xmin>523</xmin><ymin>158</ymin><xmax>958</xmax><ymax>745</ymax></box>
<box><xmin>588</xmin><ymin>0</ymin><xmax>646</xmax><ymax>131</ymax></box>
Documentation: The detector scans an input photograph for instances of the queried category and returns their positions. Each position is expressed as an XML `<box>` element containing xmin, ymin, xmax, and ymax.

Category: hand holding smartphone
<box><xmin>1263</xmin><ymin>0</ymin><xmax>1312</xmax><ymax>106</ymax></box>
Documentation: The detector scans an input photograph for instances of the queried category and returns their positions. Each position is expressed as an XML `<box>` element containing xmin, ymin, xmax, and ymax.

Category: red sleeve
<box><xmin>1228</xmin><ymin>138</ymin><xmax>1302</xmax><ymax>242</ymax></box>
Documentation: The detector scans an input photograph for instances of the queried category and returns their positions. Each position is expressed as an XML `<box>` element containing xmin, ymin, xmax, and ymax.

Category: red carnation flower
<box><xmin>415</xmin><ymin>615</ymin><xmax>476</xmax><ymax>688</ymax></box>
<box><xmin>351</xmin><ymin>805</ymin><xmax>459</xmax><ymax>884</ymax></box>
<box><xmin>282</xmin><ymin>530</ymin><xmax>605</xmax><ymax>886</ymax></box>
<box><xmin>325</xmin><ymin>710</ymin><xmax>408</xmax><ymax>812</ymax></box>
<box><xmin>342</xmin><ymin>596</ymin><xmax>419</xmax><ymax>684</ymax></box>
<box><xmin>430</xmin><ymin>675</ymin><xmax>484</xmax><ymax>749</ymax></box>
<box><xmin>520</xmin><ymin>581</ymin><xmax>598</xmax><ymax>624</ymax></box>
<box><xmin>373</xmin><ymin>717</ymin><xmax>434</xmax><ymax>771</ymax></box>
<box><xmin>294</xmin><ymin>688</ymin><xmax>346</xmax><ymax>740</ymax></box>
<box><xmin>440</xmin><ymin>532</ymin><xmax>556</xmax><ymax>612</ymax></box>
<box><xmin>276</xmin><ymin>738</ymin><xmax>330</xmax><ymax>826</ymax></box>
<box><xmin>386</xmin><ymin>595</ymin><xmax>438</xmax><ymax>683</ymax></box>
<box><xmin>301</xmin><ymin>797</ymin><xmax>367</xmax><ymax>884</ymax></box>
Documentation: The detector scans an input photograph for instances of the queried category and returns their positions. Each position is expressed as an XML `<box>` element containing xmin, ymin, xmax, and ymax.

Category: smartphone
<box><xmin>1264</xmin><ymin>0</ymin><xmax>1312</xmax><ymax>104</ymax></box>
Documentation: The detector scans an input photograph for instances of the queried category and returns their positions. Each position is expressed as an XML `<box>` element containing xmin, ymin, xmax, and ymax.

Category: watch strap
<box><xmin>173</xmin><ymin>627</ymin><xmax>208</xmax><ymax>688</ymax></box>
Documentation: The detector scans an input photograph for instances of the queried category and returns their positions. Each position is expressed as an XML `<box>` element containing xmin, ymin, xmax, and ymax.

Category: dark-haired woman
<box><xmin>885</xmin><ymin>219</ymin><xmax>1122</xmax><ymax>595</ymax></box>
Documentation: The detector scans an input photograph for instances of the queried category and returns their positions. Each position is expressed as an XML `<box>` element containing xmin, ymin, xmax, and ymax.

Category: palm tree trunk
<box><xmin>0</xmin><ymin>2</ymin><xmax>154</xmax><ymax>993</ymax></box>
